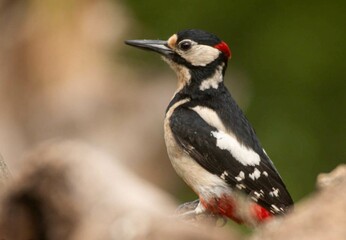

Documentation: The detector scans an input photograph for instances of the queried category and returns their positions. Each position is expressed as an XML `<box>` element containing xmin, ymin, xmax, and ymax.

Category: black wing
<box><xmin>169</xmin><ymin>106</ymin><xmax>293</xmax><ymax>214</ymax></box>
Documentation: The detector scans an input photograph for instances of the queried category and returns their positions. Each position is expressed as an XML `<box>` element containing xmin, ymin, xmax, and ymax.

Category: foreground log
<box><xmin>0</xmin><ymin>141</ymin><xmax>344</xmax><ymax>240</ymax></box>
<box><xmin>0</xmin><ymin>155</ymin><xmax>11</xmax><ymax>196</ymax></box>
<box><xmin>251</xmin><ymin>164</ymin><xmax>346</xmax><ymax>240</ymax></box>
<box><xmin>0</xmin><ymin>141</ymin><xmax>238</xmax><ymax>240</ymax></box>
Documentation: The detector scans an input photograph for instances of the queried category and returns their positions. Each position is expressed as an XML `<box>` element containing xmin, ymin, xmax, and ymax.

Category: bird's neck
<box><xmin>176</xmin><ymin>63</ymin><xmax>226</xmax><ymax>99</ymax></box>
<box><xmin>166</xmin><ymin>63</ymin><xmax>227</xmax><ymax>113</ymax></box>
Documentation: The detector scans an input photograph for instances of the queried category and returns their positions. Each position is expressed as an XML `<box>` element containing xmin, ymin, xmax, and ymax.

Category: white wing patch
<box><xmin>271</xmin><ymin>204</ymin><xmax>281</xmax><ymax>213</ymax></box>
<box><xmin>220</xmin><ymin>170</ymin><xmax>229</xmax><ymax>180</ymax></box>
<box><xmin>236</xmin><ymin>183</ymin><xmax>246</xmax><ymax>190</ymax></box>
<box><xmin>191</xmin><ymin>106</ymin><xmax>226</xmax><ymax>132</ymax></box>
<box><xmin>235</xmin><ymin>171</ymin><xmax>245</xmax><ymax>181</ymax></box>
<box><xmin>211</xmin><ymin>131</ymin><xmax>261</xmax><ymax>166</ymax></box>
<box><xmin>269</xmin><ymin>188</ymin><xmax>280</xmax><ymax>197</ymax></box>
<box><xmin>249</xmin><ymin>168</ymin><xmax>261</xmax><ymax>180</ymax></box>
<box><xmin>254</xmin><ymin>191</ymin><xmax>261</xmax><ymax>198</ymax></box>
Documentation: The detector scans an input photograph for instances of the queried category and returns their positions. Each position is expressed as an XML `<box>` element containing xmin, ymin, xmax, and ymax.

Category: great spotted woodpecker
<box><xmin>125</xmin><ymin>29</ymin><xmax>293</xmax><ymax>226</ymax></box>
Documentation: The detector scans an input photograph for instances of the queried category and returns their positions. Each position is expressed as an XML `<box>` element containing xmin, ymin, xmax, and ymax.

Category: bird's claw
<box><xmin>175</xmin><ymin>199</ymin><xmax>200</xmax><ymax>215</ymax></box>
<box><xmin>175</xmin><ymin>199</ymin><xmax>227</xmax><ymax>227</ymax></box>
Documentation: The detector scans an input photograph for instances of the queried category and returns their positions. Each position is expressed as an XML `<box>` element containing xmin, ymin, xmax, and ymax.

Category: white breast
<box><xmin>164</xmin><ymin>98</ymin><xmax>229</xmax><ymax>199</ymax></box>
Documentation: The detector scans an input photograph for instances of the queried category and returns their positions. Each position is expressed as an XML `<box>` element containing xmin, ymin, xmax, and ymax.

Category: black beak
<box><xmin>125</xmin><ymin>39</ymin><xmax>173</xmax><ymax>57</ymax></box>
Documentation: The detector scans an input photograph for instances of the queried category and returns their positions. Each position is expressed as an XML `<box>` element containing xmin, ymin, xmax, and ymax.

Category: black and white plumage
<box><xmin>125</xmin><ymin>29</ymin><xmax>293</xmax><ymax>226</ymax></box>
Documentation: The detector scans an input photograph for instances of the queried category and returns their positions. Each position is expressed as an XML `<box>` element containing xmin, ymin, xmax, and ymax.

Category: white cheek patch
<box><xmin>211</xmin><ymin>131</ymin><xmax>261</xmax><ymax>166</ymax></box>
<box><xmin>199</xmin><ymin>64</ymin><xmax>224</xmax><ymax>91</ymax></box>
<box><xmin>182</xmin><ymin>45</ymin><xmax>220</xmax><ymax>66</ymax></box>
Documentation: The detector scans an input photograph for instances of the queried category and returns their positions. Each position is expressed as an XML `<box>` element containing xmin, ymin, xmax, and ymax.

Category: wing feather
<box><xmin>170</xmin><ymin>107</ymin><xmax>293</xmax><ymax>214</ymax></box>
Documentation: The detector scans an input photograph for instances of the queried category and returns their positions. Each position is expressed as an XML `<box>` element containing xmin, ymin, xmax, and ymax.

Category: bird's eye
<box><xmin>179</xmin><ymin>41</ymin><xmax>192</xmax><ymax>51</ymax></box>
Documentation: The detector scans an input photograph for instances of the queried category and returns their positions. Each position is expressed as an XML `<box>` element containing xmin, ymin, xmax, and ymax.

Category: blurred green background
<box><xmin>124</xmin><ymin>0</ymin><xmax>346</xmax><ymax>202</ymax></box>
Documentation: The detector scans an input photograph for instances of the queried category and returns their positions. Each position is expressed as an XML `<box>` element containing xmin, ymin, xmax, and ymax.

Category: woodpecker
<box><xmin>125</xmin><ymin>29</ymin><xmax>293</xmax><ymax>226</ymax></box>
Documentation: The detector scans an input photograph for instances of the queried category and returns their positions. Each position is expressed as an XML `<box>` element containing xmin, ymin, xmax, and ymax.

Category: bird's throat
<box><xmin>163</xmin><ymin>58</ymin><xmax>192</xmax><ymax>93</ymax></box>
<box><xmin>166</xmin><ymin>60</ymin><xmax>226</xmax><ymax>97</ymax></box>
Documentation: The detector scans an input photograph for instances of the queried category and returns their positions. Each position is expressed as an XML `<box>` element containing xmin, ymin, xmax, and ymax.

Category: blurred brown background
<box><xmin>0</xmin><ymin>0</ymin><xmax>187</xmax><ymax>203</ymax></box>
<box><xmin>0</xmin><ymin>0</ymin><xmax>345</xmax><ymax>212</ymax></box>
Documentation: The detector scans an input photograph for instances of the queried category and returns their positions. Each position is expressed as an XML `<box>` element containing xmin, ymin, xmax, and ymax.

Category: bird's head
<box><xmin>125</xmin><ymin>29</ymin><xmax>231</xmax><ymax>91</ymax></box>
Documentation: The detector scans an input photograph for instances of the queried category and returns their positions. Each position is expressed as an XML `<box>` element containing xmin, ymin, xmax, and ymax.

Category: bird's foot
<box><xmin>175</xmin><ymin>199</ymin><xmax>227</xmax><ymax>226</ymax></box>
<box><xmin>175</xmin><ymin>199</ymin><xmax>200</xmax><ymax>216</ymax></box>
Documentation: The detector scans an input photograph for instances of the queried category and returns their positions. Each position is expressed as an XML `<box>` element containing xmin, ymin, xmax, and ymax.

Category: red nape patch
<box><xmin>200</xmin><ymin>195</ymin><xmax>243</xmax><ymax>224</ymax></box>
<box><xmin>251</xmin><ymin>204</ymin><xmax>272</xmax><ymax>222</ymax></box>
<box><xmin>214</xmin><ymin>41</ymin><xmax>231</xmax><ymax>59</ymax></box>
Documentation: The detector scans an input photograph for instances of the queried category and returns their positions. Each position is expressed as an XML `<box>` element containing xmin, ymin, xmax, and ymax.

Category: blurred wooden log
<box><xmin>0</xmin><ymin>154</ymin><xmax>11</xmax><ymax>194</ymax></box>
<box><xmin>251</xmin><ymin>164</ymin><xmax>346</xmax><ymax>240</ymax></box>
<box><xmin>0</xmin><ymin>141</ymin><xmax>239</xmax><ymax>240</ymax></box>
<box><xmin>316</xmin><ymin>164</ymin><xmax>346</xmax><ymax>190</ymax></box>
<box><xmin>0</xmin><ymin>142</ymin><xmax>345</xmax><ymax>240</ymax></box>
